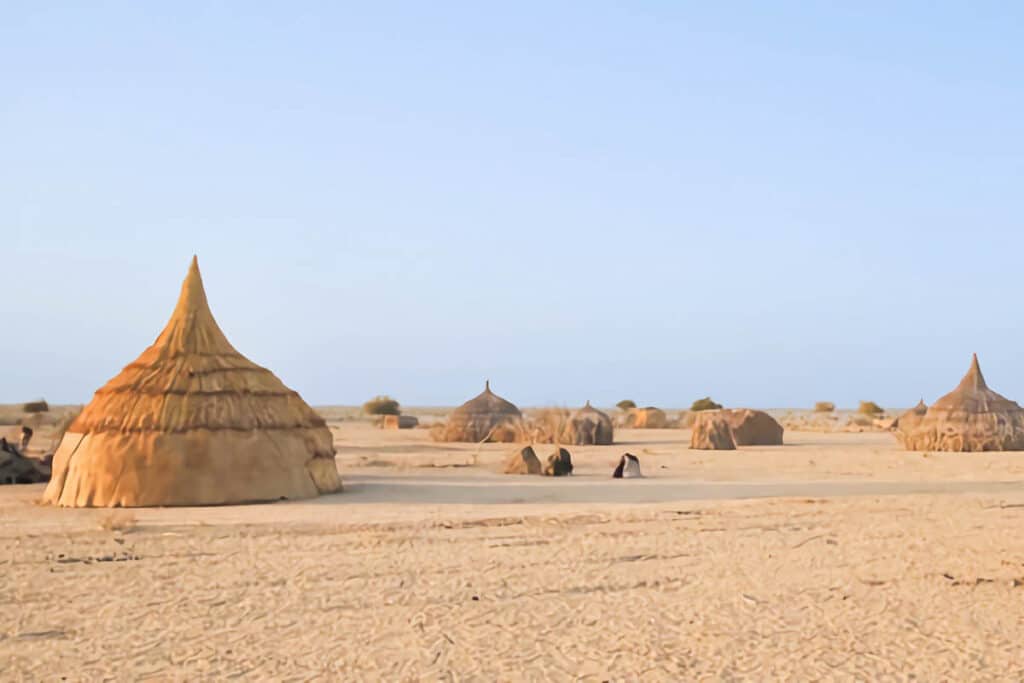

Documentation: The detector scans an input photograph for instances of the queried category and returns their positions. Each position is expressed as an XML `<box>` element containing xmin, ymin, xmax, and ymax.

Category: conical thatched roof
<box><xmin>562</xmin><ymin>401</ymin><xmax>614</xmax><ymax>445</ymax></box>
<box><xmin>43</xmin><ymin>257</ymin><xmax>341</xmax><ymax>507</ymax></box>
<box><xmin>432</xmin><ymin>381</ymin><xmax>524</xmax><ymax>443</ymax></box>
<box><xmin>892</xmin><ymin>399</ymin><xmax>928</xmax><ymax>435</ymax></box>
<box><xmin>901</xmin><ymin>355</ymin><xmax>1024</xmax><ymax>452</ymax></box>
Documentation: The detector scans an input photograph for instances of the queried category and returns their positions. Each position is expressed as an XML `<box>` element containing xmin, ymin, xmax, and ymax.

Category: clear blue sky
<box><xmin>4</xmin><ymin>2</ymin><xmax>1024</xmax><ymax>408</ymax></box>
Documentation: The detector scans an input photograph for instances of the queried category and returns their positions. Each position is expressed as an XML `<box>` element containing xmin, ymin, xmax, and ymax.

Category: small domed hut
<box><xmin>434</xmin><ymin>381</ymin><xmax>524</xmax><ymax>443</ymax></box>
<box><xmin>561</xmin><ymin>401</ymin><xmax>614</xmax><ymax>445</ymax></box>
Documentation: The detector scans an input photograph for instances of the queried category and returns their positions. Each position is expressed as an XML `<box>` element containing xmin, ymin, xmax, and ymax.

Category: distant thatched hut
<box><xmin>901</xmin><ymin>354</ymin><xmax>1024</xmax><ymax>452</ymax></box>
<box><xmin>724</xmin><ymin>409</ymin><xmax>784</xmax><ymax>446</ymax></box>
<box><xmin>433</xmin><ymin>381</ymin><xmax>524</xmax><ymax>443</ymax></box>
<box><xmin>690</xmin><ymin>412</ymin><xmax>736</xmax><ymax>450</ymax></box>
<box><xmin>892</xmin><ymin>400</ymin><xmax>927</xmax><ymax>436</ymax></box>
<box><xmin>628</xmin><ymin>407</ymin><xmax>668</xmax><ymax>429</ymax></box>
<box><xmin>561</xmin><ymin>401</ymin><xmax>614</xmax><ymax>445</ymax></box>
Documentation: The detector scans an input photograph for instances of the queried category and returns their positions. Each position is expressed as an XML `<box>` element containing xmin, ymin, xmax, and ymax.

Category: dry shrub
<box><xmin>362</xmin><ymin>395</ymin><xmax>400</xmax><ymax>416</ymax></box>
<box><xmin>858</xmin><ymin>401</ymin><xmax>884</xmax><ymax>416</ymax></box>
<box><xmin>814</xmin><ymin>401</ymin><xmax>835</xmax><ymax>413</ymax></box>
<box><xmin>22</xmin><ymin>400</ymin><xmax>49</xmax><ymax>414</ymax></box>
<box><xmin>616</xmin><ymin>400</ymin><xmax>636</xmax><ymax>411</ymax></box>
<box><xmin>690</xmin><ymin>397</ymin><xmax>722</xmax><ymax>412</ymax></box>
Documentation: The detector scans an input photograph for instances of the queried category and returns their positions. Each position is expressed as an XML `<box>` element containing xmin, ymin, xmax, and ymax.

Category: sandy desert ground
<box><xmin>5</xmin><ymin>423</ymin><xmax>1024</xmax><ymax>679</ymax></box>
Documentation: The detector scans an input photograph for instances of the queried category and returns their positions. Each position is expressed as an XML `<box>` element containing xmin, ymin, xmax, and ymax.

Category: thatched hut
<box><xmin>42</xmin><ymin>257</ymin><xmax>341</xmax><ymax>507</ymax></box>
<box><xmin>892</xmin><ymin>400</ymin><xmax>927</xmax><ymax>435</ymax></box>
<box><xmin>724</xmin><ymin>409</ymin><xmax>784</xmax><ymax>445</ymax></box>
<box><xmin>561</xmin><ymin>401</ymin><xmax>614</xmax><ymax>445</ymax></box>
<box><xmin>690</xmin><ymin>412</ymin><xmax>736</xmax><ymax>450</ymax></box>
<box><xmin>628</xmin><ymin>407</ymin><xmax>668</xmax><ymax>429</ymax></box>
<box><xmin>901</xmin><ymin>354</ymin><xmax>1024</xmax><ymax>452</ymax></box>
<box><xmin>433</xmin><ymin>381</ymin><xmax>524</xmax><ymax>443</ymax></box>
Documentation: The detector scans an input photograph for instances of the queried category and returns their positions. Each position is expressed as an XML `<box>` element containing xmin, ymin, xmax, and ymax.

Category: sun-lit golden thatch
<box><xmin>900</xmin><ymin>354</ymin><xmax>1024</xmax><ymax>452</ymax></box>
<box><xmin>432</xmin><ymin>381</ymin><xmax>524</xmax><ymax>443</ymax></box>
<box><xmin>561</xmin><ymin>401</ymin><xmax>614</xmax><ymax>445</ymax></box>
<box><xmin>892</xmin><ymin>400</ymin><xmax>928</xmax><ymax>436</ymax></box>
<box><xmin>42</xmin><ymin>257</ymin><xmax>341</xmax><ymax>507</ymax></box>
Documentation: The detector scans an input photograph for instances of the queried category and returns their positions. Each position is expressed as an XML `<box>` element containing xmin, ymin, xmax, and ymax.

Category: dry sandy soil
<box><xmin>4</xmin><ymin>424</ymin><xmax>1024</xmax><ymax>679</ymax></box>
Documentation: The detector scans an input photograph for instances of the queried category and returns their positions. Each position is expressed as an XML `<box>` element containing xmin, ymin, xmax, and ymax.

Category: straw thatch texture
<box><xmin>901</xmin><ymin>355</ymin><xmax>1024</xmax><ymax>452</ymax></box>
<box><xmin>690</xmin><ymin>412</ymin><xmax>736</xmax><ymax>450</ymax></box>
<box><xmin>503</xmin><ymin>446</ymin><xmax>541</xmax><ymax>475</ymax></box>
<box><xmin>892</xmin><ymin>400</ymin><xmax>928</xmax><ymax>436</ymax></box>
<box><xmin>627</xmin><ymin>407</ymin><xmax>668</xmax><ymax>429</ymax></box>
<box><xmin>432</xmin><ymin>382</ymin><xmax>524</xmax><ymax>443</ymax></box>
<box><xmin>561</xmin><ymin>402</ymin><xmax>614</xmax><ymax>445</ymax></box>
<box><xmin>725</xmin><ymin>409</ymin><xmax>784</xmax><ymax>446</ymax></box>
<box><xmin>42</xmin><ymin>257</ymin><xmax>341</xmax><ymax>507</ymax></box>
<box><xmin>526</xmin><ymin>408</ymin><xmax>570</xmax><ymax>444</ymax></box>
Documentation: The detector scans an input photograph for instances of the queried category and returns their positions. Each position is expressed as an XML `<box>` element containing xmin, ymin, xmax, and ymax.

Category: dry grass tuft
<box><xmin>814</xmin><ymin>401</ymin><xmax>835</xmax><ymax>413</ymax></box>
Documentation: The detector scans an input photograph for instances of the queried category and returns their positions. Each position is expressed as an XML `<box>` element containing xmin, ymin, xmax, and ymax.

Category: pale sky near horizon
<box><xmin>4</xmin><ymin>2</ymin><xmax>1024</xmax><ymax>409</ymax></box>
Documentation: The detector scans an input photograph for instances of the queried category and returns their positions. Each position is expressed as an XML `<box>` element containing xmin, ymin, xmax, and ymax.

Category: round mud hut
<box><xmin>434</xmin><ymin>381</ymin><xmax>524</xmax><ymax>443</ymax></box>
<box><xmin>900</xmin><ymin>354</ymin><xmax>1024</xmax><ymax>452</ymax></box>
<box><xmin>42</xmin><ymin>257</ymin><xmax>341</xmax><ymax>507</ymax></box>
<box><xmin>561</xmin><ymin>401</ymin><xmax>614</xmax><ymax>445</ymax></box>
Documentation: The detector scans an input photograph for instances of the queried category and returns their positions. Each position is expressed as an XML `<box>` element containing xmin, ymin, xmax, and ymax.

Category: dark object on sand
<box><xmin>612</xmin><ymin>453</ymin><xmax>642</xmax><ymax>478</ymax></box>
<box><xmin>0</xmin><ymin>437</ymin><xmax>51</xmax><ymax>484</ymax></box>
<box><xmin>543</xmin><ymin>448</ymin><xmax>574</xmax><ymax>476</ymax></box>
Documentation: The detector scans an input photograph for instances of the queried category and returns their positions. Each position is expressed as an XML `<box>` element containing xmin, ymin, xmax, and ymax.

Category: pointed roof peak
<box><xmin>584</xmin><ymin>400</ymin><xmax>592</xmax><ymax>407</ymax></box>
<box><xmin>174</xmin><ymin>255</ymin><xmax>209</xmax><ymax>317</ymax></box>
<box><xmin>484</xmin><ymin>379</ymin><xmax>491</xmax><ymax>393</ymax></box>
<box><xmin>958</xmin><ymin>352</ymin><xmax>988</xmax><ymax>392</ymax></box>
<box><xmin>150</xmin><ymin>256</ymin><xmax>236</xmax><ymax>356</ymax></box>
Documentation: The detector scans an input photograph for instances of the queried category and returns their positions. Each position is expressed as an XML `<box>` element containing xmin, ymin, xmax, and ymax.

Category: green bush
<box><xmin>858</xmin><ymin>401</ymin><xmax>884</xmax><ymax>416</ymax></box>
<box><xmin>690</xmin><ymin>397</ymin><xmax>722</xmax><ymax>412</ymax></box>
<box><xmin>22</xmin><ymin>400</ymin><xmax>49</xmax><ymax>414</ymax></box>
<box><xmin>363</xmin><ymin>395</ymin><xmax>400</xmax><ymax>416</ymax></box>
<box><xmin>814</xmin><ymin>401</ymin><xmax>835</xmax><ymax>413</ymax></box>
<box><xmin>616</xmin><ymin>399</ymin><xmax>636</xmax><ymax>411</ymax></box>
